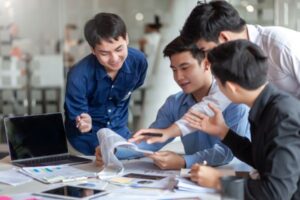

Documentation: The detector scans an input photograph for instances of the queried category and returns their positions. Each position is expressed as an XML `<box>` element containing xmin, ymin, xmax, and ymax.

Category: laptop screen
<box><xmin>4</xmin><ymin>113</ymin><xmax>68</xmax><ymax>161</ymax></box>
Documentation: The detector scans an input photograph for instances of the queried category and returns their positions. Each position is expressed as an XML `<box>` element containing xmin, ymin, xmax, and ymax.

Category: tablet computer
<box><xmin>34</xmin><ymin>185</ymin><xmax>108</xmax><ymax>200</ymax></box>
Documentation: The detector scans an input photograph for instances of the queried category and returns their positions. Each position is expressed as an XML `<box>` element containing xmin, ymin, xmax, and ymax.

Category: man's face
<box><xmin>170</xmin><ymin>51</ymin><xmax>210</xmax><ymax>94</ymax></box>
<box><xmin>195</xmin><ymin>39</ymin><xmax>219</xmax><ymax>53</ymax></box>
<box><xmin>92</xmin><ymin>36</ymin><xmax>128</xmax><ymax>73</ymax></box>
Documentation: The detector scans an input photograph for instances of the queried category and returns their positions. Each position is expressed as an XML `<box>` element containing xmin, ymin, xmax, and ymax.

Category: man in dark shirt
<box><xmin>186</xmin><ymin>40</ymin><xmax>300</xmax><ymax>199</ymax></box>
<box><xmin>133</xmin><ymin>40</ymin><xmax>300</xmax><ymax>199</ymax></box>
<box><xmin>64</xmin><ymin>13</ymin><xmax>147</xmax><ymax>155</ymax></box>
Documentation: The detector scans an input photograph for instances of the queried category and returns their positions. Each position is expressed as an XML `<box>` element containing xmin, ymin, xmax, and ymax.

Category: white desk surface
<box><xmin>0</xmin><ymin>156</ymin><xmax>251</xmax><ymax>199</ymax></box>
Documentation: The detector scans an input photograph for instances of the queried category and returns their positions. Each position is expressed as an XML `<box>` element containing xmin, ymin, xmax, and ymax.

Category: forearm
<box><xmin>116</xmin><ymin>141</ymin><xmax>167</xmax><ymax>160</ymax></box>
<box><xmin>183</xmin><ymin>143</ymin><xmax>234</xmax><ymax>168</ymax></box>
<box><xmin>166</xmin><ymin>123</ymin><xmax>182</xmax><ymax>138</ymax></box>
<box><xmin>222</xmin><ymin>129</ymin><xmax>254</xmax><ymax>166</ymax></box>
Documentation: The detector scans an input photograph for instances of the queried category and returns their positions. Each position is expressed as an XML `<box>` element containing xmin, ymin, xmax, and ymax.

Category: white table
<box><xmin>0</xmin><ymin>156</ymin><xmax>251</xmax><ymax>199</ymax></box>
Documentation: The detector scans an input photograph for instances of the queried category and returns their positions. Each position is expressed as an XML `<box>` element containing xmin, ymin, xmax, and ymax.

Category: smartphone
<box><xmin>140</xmin><ymin>133</ymin><xmax>163</xmax><ymax>137</ymax></box>
<box><xmin>123</xmin><ymin>173</ymin><xmax>165</xmax><ymax>180</ymax></box>
<box><xmin>34</xmin><ymin>185</ymin><xmax>108</xmax><ymax>200</ymax></box>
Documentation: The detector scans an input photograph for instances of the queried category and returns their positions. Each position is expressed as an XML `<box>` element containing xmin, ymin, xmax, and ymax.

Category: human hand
<box><xmin>94</xmin><ymin>146</ymin><xmax>104</xmax><ymax>167</ymax></box>
<box><xmin>129</xmin><ymin>124</ymin><xmax>182</xmax><ymax>144</ymax></box>
<box><xmin>129</xmin><ymin>128</ymin><xmax>171</xmax><ymax>144</ymax></box>
<box><xmin>147</xmin><ymin>151</ymin><xmax>185</xmax><ymax>170</ymax></box>
<box><xmin>183</xmin><ymin>103</ymin><xmax>229</xmax><ymax>139</ymax></box>
<box><xmin>76</xmin><ymin>113</ymin><xmax>92</xmax><ymax>133</ymax></box>
<box><xmin>190</xmin><ymin>163</ymin><xmax>222</xmax><ymax>190</ymax></box>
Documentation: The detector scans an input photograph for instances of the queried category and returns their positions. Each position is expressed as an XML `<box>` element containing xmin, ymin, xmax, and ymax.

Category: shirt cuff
<box><xmin>222</xmin><ymin>129</ymin><xmax>236</xmax><ymax>147</ymax></box>
<box><xmin>115</xmin><ymin>147</ymin><xmax>144</xmax><ymax>160</ymax></box>
<box><xmin>175</xmin><ymin>120</ymin><xmax>196</xmax><ymax>137</ymax></box>
<box><xmin>183</xmin><ymin>154</ymin><xmax>205</xmax><ymax>168</ymax></box>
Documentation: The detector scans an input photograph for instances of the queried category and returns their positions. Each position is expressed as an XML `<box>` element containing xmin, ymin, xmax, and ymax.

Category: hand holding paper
<box><xmin>97</xmin><ymin>128</ymin><xmax>154</xmax><ymax>175</ymax></box>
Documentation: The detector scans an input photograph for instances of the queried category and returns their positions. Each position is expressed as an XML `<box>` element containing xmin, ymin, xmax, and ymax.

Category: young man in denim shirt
<box><xmin>64</xmin><ymin>13</ymin><xmax>147</xmax><ymax>155</ymax></box>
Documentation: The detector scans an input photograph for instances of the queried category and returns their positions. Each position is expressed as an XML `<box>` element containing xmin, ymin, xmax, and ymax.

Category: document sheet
<box><xmin>97</xmin><ymin>128</ymin><xmax>153</xmax><ymax>175</ymax></box>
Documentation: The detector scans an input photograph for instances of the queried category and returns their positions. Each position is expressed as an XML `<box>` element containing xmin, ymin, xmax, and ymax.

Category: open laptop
<box><xmin>4</xmin><ymin>113</ymin><xmax>92</xmax><ymax>167</ymax></box>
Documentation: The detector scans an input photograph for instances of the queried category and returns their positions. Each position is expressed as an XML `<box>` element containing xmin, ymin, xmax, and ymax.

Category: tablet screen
<box><xmin>43</xmin><ymin>185</ymin><xmax>104</xmax><ymax>198</ymax></box>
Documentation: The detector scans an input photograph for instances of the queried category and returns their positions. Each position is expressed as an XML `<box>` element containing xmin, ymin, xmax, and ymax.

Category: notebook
<box><xmin>4</xmin><ymin>113</ymin><xmax>92</xmax><ymax>167</ymax></box>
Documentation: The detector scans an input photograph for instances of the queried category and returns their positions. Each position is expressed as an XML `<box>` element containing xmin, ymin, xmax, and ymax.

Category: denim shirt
<box><xmin>64</xmin><ymin>47</ymin><xmax>147</xmax><ymax>155</ymax></box>
<box><xmin>116</xmin><ymin>90</ymin><xmax>250</xmax><ymax>168</ymax></box>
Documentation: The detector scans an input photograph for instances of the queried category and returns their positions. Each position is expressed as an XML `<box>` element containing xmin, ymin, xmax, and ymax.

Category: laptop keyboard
<box><xmin>17</xmin><ymin>155</ymin><xmax>91</xmax><ymax>167</ymax></box>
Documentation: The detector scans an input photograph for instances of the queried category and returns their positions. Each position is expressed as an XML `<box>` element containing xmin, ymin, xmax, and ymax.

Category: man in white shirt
<box><xmin>131</xmin><ymin>0</ymin><xmax>300</xmax><ymax>145</ymax></box>
<box><xmin>181</xmin><ymin>0</ymin><xmax>300</xmax><ymax>99</ymax></box>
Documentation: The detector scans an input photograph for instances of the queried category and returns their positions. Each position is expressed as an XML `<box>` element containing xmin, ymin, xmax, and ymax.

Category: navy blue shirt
<box><xmin>64</xmin><ymin>47</ymin><xmax>148</xmax><ymax>155</ymax></box>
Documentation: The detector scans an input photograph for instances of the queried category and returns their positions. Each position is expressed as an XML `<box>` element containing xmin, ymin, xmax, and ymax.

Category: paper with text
<box><xmin>0</xmin><ymin>168</ymin><xmax>32</xmax><ymax>186</ymax></box>
<box><xmin>97</xmin><ymin>128</ymin><xmax>153</xmax><ymax>176</ymax></box>
<box><xmin>20</xmin><ymin>165</ymin><xmax>97</xmax><ymax>184</ymax></box>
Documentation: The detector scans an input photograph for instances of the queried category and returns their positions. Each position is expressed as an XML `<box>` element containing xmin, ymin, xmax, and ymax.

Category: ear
<box><xmin>225</xmin><ymin>81</ymin><xmax>242</xmax><ymax>94</ymax></box>
<box><xmin>218</xmin><ymin>31</ymin><xmax>231</xmax><ymax>43</ymax></box>
<box><xmin>203</xmin><ymin>58</ymin><xmax>211</xmax><ymax>71</ymax></box>
<box><xmin>91</xmin><ymin>47</ymin><xmax>96</xmax><ymax>55</ymax></box>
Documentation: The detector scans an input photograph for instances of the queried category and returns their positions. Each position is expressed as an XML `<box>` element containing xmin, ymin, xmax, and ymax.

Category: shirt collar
<box><xmin>182</xmin><ymin>78</ymin><xmax>216</xmax><ymax>106</ymax></box>
<box><xmin>94</xmin><ymin>54</ymin><xmax>132</xmax><ymax>81</ymax></box>
<box><xmin>247</xmin><ymin>24</ymin><xmax>260</xmax><ymax>43</ymax></box>
<box><xmin>249</xmin><ymin>84</ymin><xmax>273</xmax><ymax>125</ymax></box>
<box><xmin>120</xmin><ymin>60</ymin><xmax>132</xmax><ymax>74</ymax></box>
<box><xmin>182</xmin><ymin>94</ymin><xmax>197</xmax><ymax>107</ymax></box>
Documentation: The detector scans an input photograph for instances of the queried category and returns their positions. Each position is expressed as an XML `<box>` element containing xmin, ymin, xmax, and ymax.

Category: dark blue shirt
<box><xmin>64</xmin><ymin>47</ymin><xmax>147</xmax><ymax>155</ymax></box>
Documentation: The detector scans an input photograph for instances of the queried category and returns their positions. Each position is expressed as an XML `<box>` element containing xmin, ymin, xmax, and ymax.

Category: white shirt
<box><xmin>175</xmin><ymin>78</ymin><xmax>231</xmax><ymax>136</ymax></box>
<box><xmin>247</xmin><ymin>24</ymin><xmax>300</xmax><ymax>99</ymax></box>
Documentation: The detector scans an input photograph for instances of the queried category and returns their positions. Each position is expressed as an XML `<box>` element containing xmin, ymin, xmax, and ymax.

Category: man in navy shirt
<box><xmin>64</xmin><ymin>13</ymin><xmax>147</xmax><ymax>155</ymax></box>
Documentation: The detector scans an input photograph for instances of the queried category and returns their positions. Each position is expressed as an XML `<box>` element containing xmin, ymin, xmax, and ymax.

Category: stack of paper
<box><xmin>0</xmin><ymin>168</ymin><xmax>32</xmax><ymax>186</ymax></box>
<box><xmin>176</xmin><ymin>177</ymin><xmax>216</xmax><ymax>193</ymax></box>
<box><xmin>19</xmin><ymin>165</ymin><xmax>97</xmax><ymax>184</ymax></box>
<box><xmin>108</xmin><ymin>173</ymin><xmax>178</xmax><ymax>190</ymax></box>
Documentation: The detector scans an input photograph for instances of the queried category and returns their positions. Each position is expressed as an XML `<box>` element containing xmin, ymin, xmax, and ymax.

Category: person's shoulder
<box><xmin>224</xmin><ymin>103</ymin><xmax>250</xmax><ymax>115</ymax></box>
<box><xmin>256</xmin><ymin>25</ymin><xmax>299</xmax><ymax>48</ymax></box>
<box><xmin>274</xmin><ymin>92</ymin><xmax>300</xmax><ymax>111</ymax></box>
<box><xmin>72</xmin><ymin>54</ymin><xmax>94</xmax><ymax>69</ymax></box>
<box><xmin>268</xmin><ymin>85</ymin><xmax>300</xmax><ymax>115</ymax></box>
<box><xmin>165</xmin><ymin>91</ymin><xmax>188</xmax><ymax>105</ymax></box>
<box><xmin>68</xmin><ymin>54</ymin><xmax>97</xmax><ymax>77</ymax></box>
<box><xmin>127</xmin><ymin>47</ymin><xmax>147</xmax><ymax>61</ymax></box>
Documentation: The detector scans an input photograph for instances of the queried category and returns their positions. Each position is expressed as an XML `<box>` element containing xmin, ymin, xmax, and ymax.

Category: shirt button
<box><xmin>109</xmin><ymin>97</ymin><xmax>112</xmax><ymax>100</ymax></box>
<box><xmin>111</xmin><ymin>85</ymin><xmax>114</xmax><ymax>88</ymax></box>
<box><xmin>107</xmin><ymin>121</ymin><xmax>110</xmax><ymax>125</ymax></box>
<box><xmin>108</xmin><ymin>109</ymin><xmax>112</xmax><ymax>113</ymax></box>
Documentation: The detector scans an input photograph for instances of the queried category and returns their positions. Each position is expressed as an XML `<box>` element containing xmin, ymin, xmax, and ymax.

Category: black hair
<box><xmin>163</xmin><ymin>36</ymin><xmax>205</xmax><ymax>65</ymax></box>
<box><xmin>181</xmin><ymin>1</ymin><xmax>246</xmax><ymax>43</ymax></box>
<box><xmin>84</xmin><ymin>13</ymin><xmax>127</xmax><ymax>48</ymax></box>
<box><xmin>208</xmin><ymin>39</ymin><xmax>268</xmax><ymax>90</ymax></box>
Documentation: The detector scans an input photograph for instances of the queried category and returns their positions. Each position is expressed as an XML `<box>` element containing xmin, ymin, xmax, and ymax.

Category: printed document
<box><xmin>19</xmin><ymin>165</ymin><xmax>97</xmax><ymax>184</ymax></box>
<box><xmin>97</xmin><ymin>128</ymin><xmax>153</xmax><ymax>176</ymax></box>
<box><xmin>0</xmin><ymin>168</ymin><xmax>32</xmax><ymax>186</ymax></box>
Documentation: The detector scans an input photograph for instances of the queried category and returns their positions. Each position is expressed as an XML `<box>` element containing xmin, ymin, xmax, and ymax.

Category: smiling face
<box><xmin>91</xmin><ymin>36</ymin><xmax>129</xmax><ymax>74</ymax></box>
<box><xmin>170</xmin><ymin>51</ymin><xmax>211</xmax><ymax>95</ymax></box>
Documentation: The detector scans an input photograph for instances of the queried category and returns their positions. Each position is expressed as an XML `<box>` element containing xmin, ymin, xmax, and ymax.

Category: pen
<box><xmin>187</xmin><ymin>160</ymin><xmax>207</xmax><ymax>174</ymax></box>
<box><xmin>62</xmin><ymin>177</ymin><xmax>88</xmax><ymax>183</ymax></box>
<box><xmin>141</xmin><ymin>133</ymin><xmax>163</xmax><ymax>137</ymax></box>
